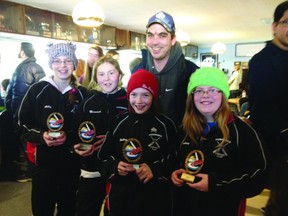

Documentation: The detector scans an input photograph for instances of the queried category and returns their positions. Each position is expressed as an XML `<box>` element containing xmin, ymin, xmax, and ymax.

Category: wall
<box><xmin>195</xmin><ymin>43</ymin><xmax>254</xmax><ymax>78</ymax></box>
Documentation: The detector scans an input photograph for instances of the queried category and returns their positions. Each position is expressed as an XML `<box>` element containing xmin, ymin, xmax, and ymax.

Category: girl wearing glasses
<box><xmin>171</xmin><ymin>67</ymin><xmax>268</xmax><ymax>216</ymax></box>
<box><xmin>17</xmin><ymin>42</ymin><xmax>87</xmax><ymax>216</ymax></box>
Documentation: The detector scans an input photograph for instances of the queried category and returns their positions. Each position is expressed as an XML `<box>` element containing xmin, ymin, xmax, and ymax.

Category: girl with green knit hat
<box><xmin>171</xmin><ymin>67</ymin><xmax>268</xmax><ymax>216</ymax></box>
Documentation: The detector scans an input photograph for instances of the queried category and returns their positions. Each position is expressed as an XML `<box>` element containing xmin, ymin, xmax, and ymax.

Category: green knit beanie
<box><xmin>187</xmin><ymin>67</ymin><xmax>230</xmax><ymax>98</ymax></box>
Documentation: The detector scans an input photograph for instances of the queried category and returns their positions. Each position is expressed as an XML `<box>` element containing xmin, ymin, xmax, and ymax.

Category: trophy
<box><xmin>180</xmin><ymin>150</ymin><xmax>204</xmax><ymax>183</ymax></box>
<box><xmin>47</xmin><ymin>112</ymin><xmax>64</xmax><ymax>138</ymax></box>
<box><xmin>78</xmin><ymin>121</ymin><xmax>96</xmax><ymax>150</ymax></box>
<box><xmin>123</xmin><ymin>138</ymin><xmax>142</xmax><ymax>169</ymax></box>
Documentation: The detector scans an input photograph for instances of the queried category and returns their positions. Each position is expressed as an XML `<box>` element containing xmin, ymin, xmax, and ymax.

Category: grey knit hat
<box><xmin>46</xmin><ymin>42</ymin><xmax>78</xmax><ymax>69</ymax></box>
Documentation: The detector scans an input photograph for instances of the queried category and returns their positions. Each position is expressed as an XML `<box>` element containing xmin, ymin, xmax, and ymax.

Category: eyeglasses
<box><xmin>278</xmin><ymin>19</ymin><xmax>288</xmax><ymax>26</ymax></box>
<box><xmin>193</xmin><ymin>88</ymin><xmax>221</xmax><ymax>97</ymax></box>
<box><xmin>52</xmin><ymin>59</ymin><xmax>74</xmax><ymax>66</ymax></box>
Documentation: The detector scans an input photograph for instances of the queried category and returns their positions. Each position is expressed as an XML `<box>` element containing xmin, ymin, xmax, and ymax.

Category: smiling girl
<box><xmin>17</xmin><ymin>42</ymin><xmax>87</xmax><ymax>216</ymax></box>
<box><xmin>98</xmin><ymin>69</ymin><xmax>178</xmax><ymax>216</ymax></box>
<box><xmin>171</xmin><ymin>67</ymin><xmax>268</xmax><ymax>216</ymax></box>
<box><xmin>73</xmin><ymin>55</ymin><xmax>128</xmax><ymax>216</ymax></box>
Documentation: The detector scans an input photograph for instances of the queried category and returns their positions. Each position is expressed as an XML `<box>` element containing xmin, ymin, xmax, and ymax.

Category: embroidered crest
<box><xmin>213</xmin><ymin>138</ymin><xmax>230</xmax><ymax>158</ymax></box>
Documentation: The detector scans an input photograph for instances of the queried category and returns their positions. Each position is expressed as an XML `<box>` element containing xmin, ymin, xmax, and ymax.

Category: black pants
<box><xmin>31</xmin><ymin>165</ymin><xmax>79</xmax><ymax>216</ymax></box>
<box><xmin>76</xmin><ymin>176</ymin><xmax>106</xmax><ymax>216</ymax></box>
<box><xmin>109</xmin><ymin>179</ymin><xmax>172</xmax><ymax>216</ymax></box>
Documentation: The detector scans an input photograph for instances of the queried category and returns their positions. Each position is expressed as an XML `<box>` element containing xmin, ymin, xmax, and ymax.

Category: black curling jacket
<box><xmin>17</xmin><ymin>76</ymin><xmax>87</xmax><ymax>167</ymax></box>
<box><xmin>98</xmin><ymin>112</ymin><xmax>178</xmax><ymax>181</ymax></box>
<box><xmin>73</xmin><ymin>88</ymin><xmax>128</xmax><ymax>172</ymax></box>
<box><xmin>177</xmin><ymin>115</ymin><xmax>268</xmax><ymax>216</ymax></box>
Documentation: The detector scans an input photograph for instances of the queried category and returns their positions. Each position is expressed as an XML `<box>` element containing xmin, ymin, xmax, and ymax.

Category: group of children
<box><xmin>16</xmin><ymin>42</ymin><xmax>268</xmax><ymax>216</ymax></box>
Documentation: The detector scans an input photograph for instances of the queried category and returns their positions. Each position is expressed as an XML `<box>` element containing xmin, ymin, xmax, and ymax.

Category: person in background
<box><xmin>74</xmin><ymin>58</ymin><xmax>85</xmax><ymax>79</ymax></box>
<box><xmin>248</xmin><ymin>1</ymin><xmax>288</xmax><ymax>213</ymax></box>
<box><xmin>98</xmin><ymin>69</ymin><xmax>178</xmax><ymax>216</ymax></box>
<box><xmin>249</xmin><ymin>0</ymin><xmax>288</xmax><ymax>162</ymax></box>
<box><xmin>132</xmin><ymin>11</ymin><xmax>198</xmax><ymax>127</ymax></box>
<box><xmin>105</xmin><ymin>50</ymin><xmax>120</xmax><ymax>61</ymax></box>
<box><xmin>1</xmin><ymin>78</ymin><xmax>10</xmax><ymax>98</ymax></box>
<box><xmin>171</xmin><ymin>67</ymin><xmax>268</xmax><ymax>216</ymax></box>
<box><xmin>0</xmin><ymin>78</ymin><xmax>10</xmax><ymax>109</ymax></box>
<box><xmin>0</xmin><ymin>79</ymin><xmax>11</xmax><ymax>171</ymax></box>
<box><xmin>228</xmin><ymin>61</ymin><xmax>242</xmax><ymax>98</ymax></box>
<box><xmin>17</xmin><ymin>42</ymin><xmax>87</xmax><ymax>216</ymax></box>
<box><xmin>129</xmin><ymin>57</ymin><xmax>142</xmax><ymax>72</ymax></box>
<box><xmin>79</xmin><ymin>45</ymin><xmax>104</xmax><ymax>88</ymax></box>
<box><xmin>5</xmin><ymin>42</ymin><xmax>45</xmax><ymax>182</ymax></box>
<box><xmin>73</xmin><ymin>55</ymin><xmax>127</xmax><ymax>216</ymax></box>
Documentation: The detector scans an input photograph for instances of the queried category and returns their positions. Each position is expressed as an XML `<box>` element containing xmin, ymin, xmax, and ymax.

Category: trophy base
<box><xmin>48</xmin><ymin>131</ymin><xmax>61</xmax><ymax>138</ymax></box>
<box><xmin>133</xmin><ymin>164</ymin><xmax>140</xmax><ymax>169</ymax></box>
<box><xmin>180</xmin><ymin>173</ymin><xmax>195</xmax><ymax>183</ymax></box>
<box><xmin>79</xmin><ymin>144</ymin><xmax>91</xmax><ymax>151</ymax></box>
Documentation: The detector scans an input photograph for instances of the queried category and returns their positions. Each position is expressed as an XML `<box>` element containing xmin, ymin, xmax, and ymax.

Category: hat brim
<box><xmin>146</xmin><ymin>20</ymin><xmax>173</xmax><ymax>32</ymax></box>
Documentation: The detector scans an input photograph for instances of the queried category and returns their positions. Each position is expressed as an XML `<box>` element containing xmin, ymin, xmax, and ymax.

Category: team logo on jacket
<box><xmin>122</xmin><ymin>138</ymin><xmax>143</xmax><ymax>163</ymax></box>
<box><xmin>148</xmin><ymin>127</ymin><xmax>161</xmax><ymax>150</ymax></box>
<box><xmin>212</xmin><ymin>138</ymin><xmax>230</xmax><ymax>158</ymax></box>
<box><xmin>78</xmin><ymin>121</ymin><xmax>96</xmax><ymax>143</ymax></box>
<box><xmin>47</xmin><ymin>112</ymin><xmax>64</xmax><ymax>132</ymax></box>
<box><xmin>184</xmin><ymin>150</ymin><xmax>204</xmax><ymax>175</ymax></box>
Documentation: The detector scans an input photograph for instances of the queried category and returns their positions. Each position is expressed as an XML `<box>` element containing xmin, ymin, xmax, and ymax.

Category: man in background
<box><xmin>132</xmin><ymin>11</ymin><xmax>198</xmax><ymax>127</ymax></box>
<box><xmin>5</xmin><ymin>42</ymin><xmax>45</xmax><ymax>182</ymax></box>
<box><xmin>228</xmin><ymin>61</ymin><xmax>242</xmax><ymax>98</ymax></box>
<box><xmin>249</xmin><ymin>1</ymin><xmax>288</xmax><ymax>160</ymax></box>
<box><xmin>248</xmin><ymin>1</ymin><xmax>288</xmax><ymax>213</ymax></box>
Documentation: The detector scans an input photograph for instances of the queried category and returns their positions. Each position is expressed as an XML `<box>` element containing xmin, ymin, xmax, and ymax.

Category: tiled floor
<box><xmin>0</xmin><ymin>180</ymin><xmax>269</xmax><ymax>216</ymax></box>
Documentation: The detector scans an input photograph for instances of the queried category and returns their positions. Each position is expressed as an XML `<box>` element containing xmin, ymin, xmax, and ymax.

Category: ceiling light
<box><xmin>211</xmin><ymin>41</ymin><xmax>226</xmax><ymax>54</ymax></box>
<box><xmin>72</xmin><ymin>0</ymin><xmax>105</xmax><ymax>27</ymax></box>
<box><xmin>176</xmin><ymin>30</ymin><xmax>190</xmax><ymax>47</ymax></box>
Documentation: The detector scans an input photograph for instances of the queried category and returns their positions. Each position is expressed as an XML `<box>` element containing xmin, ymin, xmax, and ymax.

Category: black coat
<box><xmin>5</xmin><ymin>57</ymin><xmax>45</xmax><ymax>119</ymax></box>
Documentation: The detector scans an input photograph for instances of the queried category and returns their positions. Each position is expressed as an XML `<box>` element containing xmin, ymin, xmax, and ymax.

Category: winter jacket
<box><xmin>6</xmin><ymin>57</ymin><xmax>45</xmax><ymax>119</ymax></box>
<box><xmin>17</xmin><ymin>76</ymin><xmax>87</xmax><ymax>168</ymax></box>
<box><xmin>99</xmin><ymin>112</ymin><xmax>178</xmax><ymax>179</ymax></box>
<box><xmin>98</xmin><ymin>112</ymin><xmax>178</xmax><ymax>216</ymax></box>
<box><xmin>248</xmin><ymin>41</ymin><xmax>288</xmax><ymax>158</ymax></box>
<box><xmin>73</xmin><ymin>88</ymin><xmax>128</xmax><ymax>172</ymax></box>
